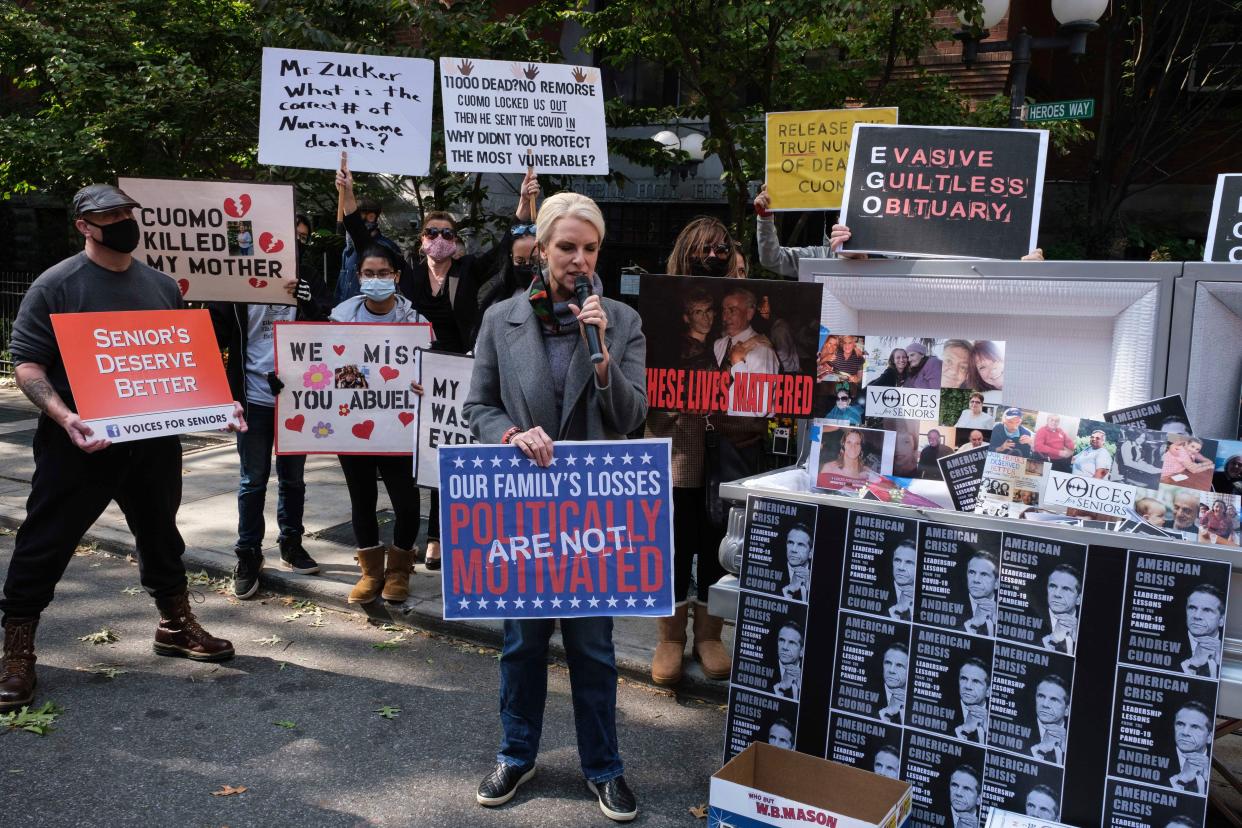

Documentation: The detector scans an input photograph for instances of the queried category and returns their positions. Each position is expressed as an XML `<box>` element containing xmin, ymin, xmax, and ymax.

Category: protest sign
<box><xmin>415</xmin><ymin>350</ymin><xmax>477</xmax><ymax>487</ymax></box>
<box><xmin>765</xmin><ymin>108</ymin><xmax>898</xmax><ymax>211</ymax></box>
<box><xmin>258</xmin><ymin>47</ymin><xmax>434</xmax><ymax>176</ymax></box>
<box><xmin>118</xmin><ymin>177</ymin><xmax>295</xmax><ymax>305</ymax></box>
<box><xmin>439</xmin><ymin>57</ymin><xmax>607</xmax><ymax>175</ymax></box>
<box><xmin>50</xmin><ymin>309</ymin><xmax>234</xmax><ymax>442</ymax></box>
<box><xmin>273</xmin><ymin>322</ymin><xmax>432</xmax><ymax>454</ymax></box>
<box><xmin>639</xmin><ymin>275</ymin><xmax>822</xmax><ymax>417</ymax></box>
<box><xmin>439</xmin><ymin>439</ymin><xmax>674</xmax><ymax>621</ymax></box>
<box><xmin>839</xmin><ymin>124</ymin><xmax>1048</xmax><ymax>259</ymax></box>
<box><xmin>1204</xmin><ymin>173</ymin><xmax>1242</xmax><ymax>263</ymax></box>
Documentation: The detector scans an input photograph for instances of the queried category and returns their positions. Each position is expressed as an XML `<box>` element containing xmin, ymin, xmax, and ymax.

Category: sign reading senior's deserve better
<box><xmin>440</xmin><ymin>440</ymin><xmax>674</xmax><ymax>621</ymax></box>
<box><xmin>50</xmin><ymin>309</ymin><xmax>235</xmax><ymax>442</ymax></box>
<box><xmin>439</xmin><ymin>57</ymin><xmax>608</xmax><ymax>175</ymax></box>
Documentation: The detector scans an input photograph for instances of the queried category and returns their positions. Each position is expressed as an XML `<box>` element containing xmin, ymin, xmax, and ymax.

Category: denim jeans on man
<box><xmin>498</xmin><ymin>617</ymin><xmax>624</xmax><ymax>783</ymax></box>
<box><xmin>237</xmin><ymin>404</ymin><xmax>306</xmax><ymax>548</ymax></box>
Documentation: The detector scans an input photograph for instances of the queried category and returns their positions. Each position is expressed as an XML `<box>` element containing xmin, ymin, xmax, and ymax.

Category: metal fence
<box><xmin>0</xmin><ymin>272</ymin><xmax>37</xmax><ymax>377</ymax></box>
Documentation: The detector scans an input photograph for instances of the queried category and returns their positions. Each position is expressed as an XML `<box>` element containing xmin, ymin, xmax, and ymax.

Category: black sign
<box><xmin>1205</xmin><ymin>173</ymin><xmax>1242</xmax><ymax>263</ymax></box>
<box><xmin>840</xmin><ymin>124</ymin><xmax>1048</xmax><ymax>260</ymax></box>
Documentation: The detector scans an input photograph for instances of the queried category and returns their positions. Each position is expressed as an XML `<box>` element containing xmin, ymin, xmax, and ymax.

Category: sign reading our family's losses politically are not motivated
<box><xmin>415</xmin><ymin>350</ymin><xmax>477</xmax><ymax>488</ymax></box>
<box><xmin>273</xmin><ymin>322</ymin><xmax>432</xmax><ymax>455</ymax></box>
<box><xmin>637</xmin><ymin>275</ymin><xmax>823</xmax><ymax>417</ymax></box>
<box><xmin>439</xmin><ymin>440</ymin><xmax>673</xmax><ymax>621</ymax></box>
<box><xmin>1204</xmin><ymin>173</ymin><xmax>1242</xmax><ymax>263</ymax></box>
<box><xmin>118</xmin><ymin>177</ymin><xmax>296</xmax><ymax>306</ymax></box>
<box><xmin>258</xmin><ymin>47</ymin><xmax>435</xmax><ymax>176</ymax></box>
<box><xmin>764</xmin><ymin>108</ymin><xmax>898</xmax><ymax>211</ymax></box>
<box><xmin>50</xmin><ymin>309</ymin><xmax>236</xmax><ymax>442</ymax></box>
<box><xmin>439</xmin><ymin>57</ymin><xmax>608</xmax><ymax>175</ymax></box>
<box><xmin>839</xmin><ymin>124</ymin><xmax>1049</xmax><ymax>260</ymax></box>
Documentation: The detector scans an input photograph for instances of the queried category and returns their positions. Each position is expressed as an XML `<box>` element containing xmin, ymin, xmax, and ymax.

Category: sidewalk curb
<box><xmin>0</xmin><ymin>514</ymin><xmax>728</xmax><ymax>704</ymax></box>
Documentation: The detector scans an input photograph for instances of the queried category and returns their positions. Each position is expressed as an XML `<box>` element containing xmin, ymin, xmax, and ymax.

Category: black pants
<box><xmin>1</xmin><ymin>416</ymin><xmax>187</xmax><ymax>623</ymax></box>
<box><xmin>338</xmin><ymin>454</ymin><xmax>420</xmax><ymax>550</ymax></box>
<box><xmin>673</xmin><ymin>487</ymin><xmax>726</xmax><ymax>604</ymax></box>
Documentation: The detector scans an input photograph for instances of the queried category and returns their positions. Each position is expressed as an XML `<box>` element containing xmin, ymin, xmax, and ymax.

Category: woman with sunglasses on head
<box><xmin>474</xmin><ymin>212</ymin><xmax>544</xmax><ymax>325</ymax></box>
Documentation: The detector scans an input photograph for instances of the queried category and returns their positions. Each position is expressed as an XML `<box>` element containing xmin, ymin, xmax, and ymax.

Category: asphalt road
<box><xmin>0</xmin><ymin>533</ymin><xmax>724</xmax><ymax>827</ymax></box>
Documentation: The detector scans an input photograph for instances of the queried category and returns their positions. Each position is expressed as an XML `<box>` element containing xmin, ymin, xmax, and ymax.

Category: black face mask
<box><xmin>365</xmin><ymin>220</ymin><xmax>380</xmax><ymax>236</ymax></box>
<box><xmin>512</xmin><ymin>262</ymin><xmax>538</xmax><ymax>283</ymax></box>
<box><xmin>85</xmin><ymin>217</ymin><xmax>141</xmax><ymax>254</ymax></box>
<box><xmin>691</xmin><ymin>255</ymin><xmax>729</xmax><ymax>277</ymax></box>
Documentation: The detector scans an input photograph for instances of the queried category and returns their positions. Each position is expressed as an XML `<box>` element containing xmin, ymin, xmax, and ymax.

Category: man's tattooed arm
<box><xmin>15</xmin><ymin>363</ymin><xmax>67</xmax><ymax>420</ymax></box>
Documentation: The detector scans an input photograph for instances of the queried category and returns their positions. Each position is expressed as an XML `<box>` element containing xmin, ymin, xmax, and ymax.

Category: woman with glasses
<box><xmin>328</xmin><ymin>244</ymin><xmax>426</xmax><ymax>605</ymax></box>
<box><xmin>666</xmin><ymin>216</ymin><xmax>741</xmax><ymax>277</ymax></box>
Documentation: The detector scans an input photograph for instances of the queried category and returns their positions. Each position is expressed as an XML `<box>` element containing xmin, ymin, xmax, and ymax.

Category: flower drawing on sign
<box><xmin>338</xmin><ymin>404</ymin><xmax>351</xmax><ymax>417</ymax></box>
<box><xmin>312</xmin><ymin>422</ymin><xmax>334</xmax><ymax>439</ymax></box>
<box><xmin>303</xmin><ymin>363</ymin><xmax>331</xmax><ymax>389</ymax></box>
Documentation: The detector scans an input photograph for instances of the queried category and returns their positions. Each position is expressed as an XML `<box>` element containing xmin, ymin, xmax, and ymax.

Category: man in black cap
<box><xmin>334</xmin><ymin>196</ymin><xmax>401</xmax><ymax>304</ymax></box>
<box><xmin>0</xmin><ymin>183</ymin><xmax>243</xmax><ymax>712</ymax></box>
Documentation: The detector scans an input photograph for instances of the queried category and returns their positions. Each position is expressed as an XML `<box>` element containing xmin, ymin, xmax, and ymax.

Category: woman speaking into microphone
<box><xmin>464</xmin><ymin>192</ymin><xmax>647</xmax><ymax>822</ymax></box>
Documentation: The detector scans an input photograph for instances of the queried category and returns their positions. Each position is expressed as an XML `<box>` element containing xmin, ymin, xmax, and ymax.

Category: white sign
<box><xmin>415</xmin><ymin>351</ymin><xmax>478</xmax><ymax>487</ymax></box>
<box><xmin>439</xmin><ymin>56</ymin><xmax>608</xmax><ymax>175</ymax></box>
<box><xmin>258</xmin><ymin>47</ymin><xmax>434</xmax><ymax>176</ymax></box>
<box><xmin>273</xmin><ymin>322</ymin><xmax>433</xmax><ymax>455</ymax></box>
<box><xmin>1041</xmin><ymin>470</ymin><xmax>1136</xmax><ymax>518</ymax></box>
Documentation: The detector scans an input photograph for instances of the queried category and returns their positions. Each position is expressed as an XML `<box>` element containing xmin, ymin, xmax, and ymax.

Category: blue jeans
<box><xmin>236</xmin><ymin>404</ymin><xmax>306</xmax><ymax>549</ymax></box>
<box><xmin>498</xmin><ymin>617</ymin><xmax>623</xmax><ymax>783</ymax></box>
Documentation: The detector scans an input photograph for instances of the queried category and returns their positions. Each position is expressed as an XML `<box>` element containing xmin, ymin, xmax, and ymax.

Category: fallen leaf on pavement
<box><xmin>689</xmin><ymin>803</ymin><xmax>708</xmax><ymax>819</ymax></box>
<box><xmin>210</xmin><ymin>785</ymin><xmax>247</xmax><ymax>797</ymax></box>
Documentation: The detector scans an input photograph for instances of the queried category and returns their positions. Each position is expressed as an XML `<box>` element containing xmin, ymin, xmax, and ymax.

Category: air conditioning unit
<box><xmin>1166</xmin><ymin>263</ymin><xmax>1242</xmax><ymax>438</ymax></box>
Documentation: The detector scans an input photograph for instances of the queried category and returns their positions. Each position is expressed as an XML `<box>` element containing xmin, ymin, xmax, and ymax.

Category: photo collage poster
<box><xmin>725</xmin><ymin>496</ymin><xmax>820</xmax><ymax>760</ymax></box>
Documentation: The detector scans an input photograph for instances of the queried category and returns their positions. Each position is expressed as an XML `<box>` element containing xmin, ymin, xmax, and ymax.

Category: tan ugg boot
<box><xmin>651</xmin><ymin>604</ymin><xmax>689</xmax><ymax>686</ymax></box>
<box><xmin>382</xmin><ymin>545</ymin><xmax>416</xmax><ymax>603</ymax></box>
<box><xmin>692</xmin><ymin>602</ymin><xmax>731</xmax><ymax>680</ymax></box>
<box><xmin>349</xmin><ymin>545</ymin><xmax>387</xmax><ymax>604</ymax></box>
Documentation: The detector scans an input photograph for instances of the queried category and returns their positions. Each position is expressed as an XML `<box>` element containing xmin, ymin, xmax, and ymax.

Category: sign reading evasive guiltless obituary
<box><xmin>839</xmin><ymin>124</ymin><xmax>1048</xmax><ymax>259</ymax></box>
<box><xmin>1205</xmin><ymin>173</ymin><xmax>1242</xmax><ymax>263</ymax></box>
<box><xmin>258</xmin><ymin>47</ymin><xmax>435</xmax><ymax>176</ymax></box>
<box><xmin>118</xmin><ymin>177</ymin><xmax>296</xmax><ymax>306</ymax></box>
<box><xmin>439</xmin><ymin>439</ymin><xmax>673</xmax><ymax>621</ymax></box>
<box><xmin>414</xmin><ymin>350</ymin><xmax>477</xmax><ymax>488</ymax></box>
<box><xmin>439</xmin><ymin>57</ymin><xmax>607</xmax><ymax>175</ymax></box>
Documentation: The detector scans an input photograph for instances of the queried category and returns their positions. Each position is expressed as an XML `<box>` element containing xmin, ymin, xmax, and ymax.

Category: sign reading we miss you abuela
<box><xmin>258</xmin><ymin>47</ymin><xmax>434</xmax><ymax>176</ymax></box>
<box><xmin>765</xmin><ymin>108</ymin><xmax>898</xmax><ymax>211</ymax></box>
<box><xmin>119</xmin><ymin>177</ymin><xmax>296</xmax><ymax>306</ymax></box>
<box><xmin>840</xmin><ymin>124</ymin><xmax>1049</xmax><ymax>260</ymax></box>
<box><xmin>439</xmin><ymin>57</ymin><xmax>608</xmax><ymax>175</ymax></box>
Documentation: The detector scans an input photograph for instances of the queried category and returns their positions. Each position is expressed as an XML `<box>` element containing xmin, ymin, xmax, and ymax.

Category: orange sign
<box><xmin>50</xmin><ymin>309</ymin><xmax>235</xmax><ymax>442</ymax></box>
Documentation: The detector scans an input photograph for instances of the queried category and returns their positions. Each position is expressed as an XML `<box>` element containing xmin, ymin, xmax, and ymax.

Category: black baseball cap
<box><xmin>72</xmin><ymin>184</ymin><xmax>140</xmax><ymax>216</ymax></box>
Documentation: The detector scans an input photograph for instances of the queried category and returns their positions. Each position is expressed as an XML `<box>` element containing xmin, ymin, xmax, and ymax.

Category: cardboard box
<box><xmin>711</xmin><ymin>743</ymin><xmax>912</xmax><ymax>828</ymax></box>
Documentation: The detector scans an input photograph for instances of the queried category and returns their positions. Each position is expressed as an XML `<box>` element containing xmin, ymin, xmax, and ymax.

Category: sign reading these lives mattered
<box><xmin>119</xmin><ymin>177</ymin><xmax>296</xmax><ymax>306</ymax></box>
<box><xmin>765</xmin><ymin>108</ymin><xmax>898</xmax><ymax>211</ymax></box>
<box><xmin>439</xmin><ymin>57</ymin><xmax>608</xmax><ymax>175</ymax></box>
<box><xmin>258</xmin><ymin>47</ymin><xmax>434</xmax><ymax>176</ymax></box>
<box><xmin>274</xmin><ymin>322</ymin><xmax>432</xmax><ymax>455</ymax></box>
<box><xmin>415</xmin><ymin>350</ymin><xmax>478</xmax><ymax>488</ymax></box>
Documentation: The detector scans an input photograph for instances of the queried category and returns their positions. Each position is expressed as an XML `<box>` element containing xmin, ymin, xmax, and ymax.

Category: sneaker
<box><xmin>279</xmin><ymin>536</ymin><xmax>320</xmax><ymax>575</ymax></box>
<box><xmin>232</xmin><ymin>548</ymin><xmax>263</xmax><ymax>599</ymax></box>
<box><xmin>477</xmin><ymin>762</ymin><xmax>536</xmax><ymax>807</ymax></box>
<box><xmin>587</xmin><ymin>777</ymin><xmax>637</xmax><ymax>822</ymax></box>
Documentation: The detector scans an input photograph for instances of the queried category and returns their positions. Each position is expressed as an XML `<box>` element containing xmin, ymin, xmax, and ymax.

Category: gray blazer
<box><xmin>465</xmin><ymin>293</ymin><xmax>647</xmax><ymax>442</ymax></box>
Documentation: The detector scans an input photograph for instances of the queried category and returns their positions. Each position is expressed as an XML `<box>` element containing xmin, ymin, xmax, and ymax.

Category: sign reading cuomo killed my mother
<box><xmin>839</xmin><ymin>124</ymin><xmax>1049</xmax><ymax>260</ymax></box>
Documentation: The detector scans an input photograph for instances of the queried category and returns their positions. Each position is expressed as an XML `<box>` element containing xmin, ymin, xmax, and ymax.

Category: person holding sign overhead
<box><xmin>465</xmin><ymin>192</ymin><xmax>646</xmax><ymax>822</ymax></box>
<box><xmin>0</xmin><ymin>184</ymin><xmax>245</xmax><ymax>713</ymax></box>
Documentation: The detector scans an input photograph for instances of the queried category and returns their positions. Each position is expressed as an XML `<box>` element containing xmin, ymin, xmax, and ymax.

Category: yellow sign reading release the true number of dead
<box><xmin>765</xmin><ymin>107</ymin><xmax>899</xmax><ymax>210</ymax></box>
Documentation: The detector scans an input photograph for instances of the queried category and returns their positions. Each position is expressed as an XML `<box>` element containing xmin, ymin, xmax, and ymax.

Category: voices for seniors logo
<box><xmin>865</xmin><ymin>386</ymin><xmax>941</xmax><ymax>420</ymax></box>
<box><xmin>1043</xmin><ymin>471</ymin><xmax>1136</xmax><ymax>517</ymax></box>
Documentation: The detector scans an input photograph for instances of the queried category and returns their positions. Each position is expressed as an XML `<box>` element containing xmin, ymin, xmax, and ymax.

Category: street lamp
<box><xmin>956</xmin><ymin>0</ymin><xmax>1108</xmax><ymax>127</ymax></box>
<box><xmin>650</xmin><ymin>127</ymin><xmax>709</xmax><ymax>186</ymax></box>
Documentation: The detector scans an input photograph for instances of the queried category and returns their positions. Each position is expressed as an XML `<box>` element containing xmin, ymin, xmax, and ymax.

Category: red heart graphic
<box><xmin>284</xmin><ymin>414</ymin><xmax>305</xmax><ymax>432</ymax></box>
<box><xmin>398</xmin><ymin>412</ymin><xmax>414</xmax><ymax>427</ymax></box>
<box><xmin>223</xmin><ymin>194</ymin><xmax>252</xmax><ymax>218</ymax></box>
<box><xmin>177</xmin><ymin>279</ymin><xmax>189</xmax><ymax>297</ymax></box>
<box><xmin>379</xmin><ymin>366</ymin><xmax>399</xmax><ymax>382</ymax></box>
<box><xmin>258</xmin><ymin>232</ymin><xmax>284</xmax><ymax>254</ymax></box>
<box><xmin>333</xmin><ymin>344</ymin><xmax>346</xmax><ymax>356</ymax></box>
<box><xmin>249</xmin><ymin>278</ymin><xmax>268</xmax><ymax>288</ymax></box>
<box><xmin>352</xmin><ymin>420</ymin><xmax>375</xmax><ymax>440</ymax></box>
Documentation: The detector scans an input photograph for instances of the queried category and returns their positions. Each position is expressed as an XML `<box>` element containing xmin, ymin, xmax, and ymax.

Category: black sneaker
<box><xmin>232</xmin><ymin>548</ymin><xmax>263</xmax><ymax>599</ymax></box>
<box><xmin>587</xmin><ymin>777</ymin><xmax>637</xmax><ymax>822</ymax></box>
<box><xmin>278</xmin><ymin>536</ymin><xmax>320</xmax><ymax>575</ymax></box>
<box><xmin>477</xmin><ymin>762</ymin><xmax>535</xmax><ymax>807</ymax></box>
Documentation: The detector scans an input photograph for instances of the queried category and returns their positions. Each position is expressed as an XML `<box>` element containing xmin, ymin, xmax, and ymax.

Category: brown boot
<box><xmin>692</xmin><ymin>602</ymin><xmax>731</xmax><ymax>680</ymax></box>
<box><xmin>0</xmin><ymin>617</ymin><xmax>38</xmax><ymax>712</ymax></box>
<box><xmin>153</xmin><ymin>592</ymin><xmax>234</xmax><ymax>662</ymax></box>
<box><xmin>382</xmin><ymin>545</ymin><xmax>416</xmax><ymax>603</ymax></box>
<box><xmin>349</xmin><ymin>545</ymin><xmax>386</xmax><ymax>604</ymax></box>
<box><xmin>651</xmin><ymin>604</ymin><xmax>689</xmax><ymax>686</ymax></box>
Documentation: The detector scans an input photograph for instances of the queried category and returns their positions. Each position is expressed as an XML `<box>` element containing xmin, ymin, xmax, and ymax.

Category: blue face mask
<box><xmin>360</xmin><ymin>278</ymin><xmax>396</xmax><ymax>301</ymax></box>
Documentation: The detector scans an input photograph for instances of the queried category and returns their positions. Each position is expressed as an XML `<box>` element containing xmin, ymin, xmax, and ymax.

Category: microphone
<box><xmin>574</xmin><ymin>274</ymin><xmax>605</xmax><ymax>364</ymax></box>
